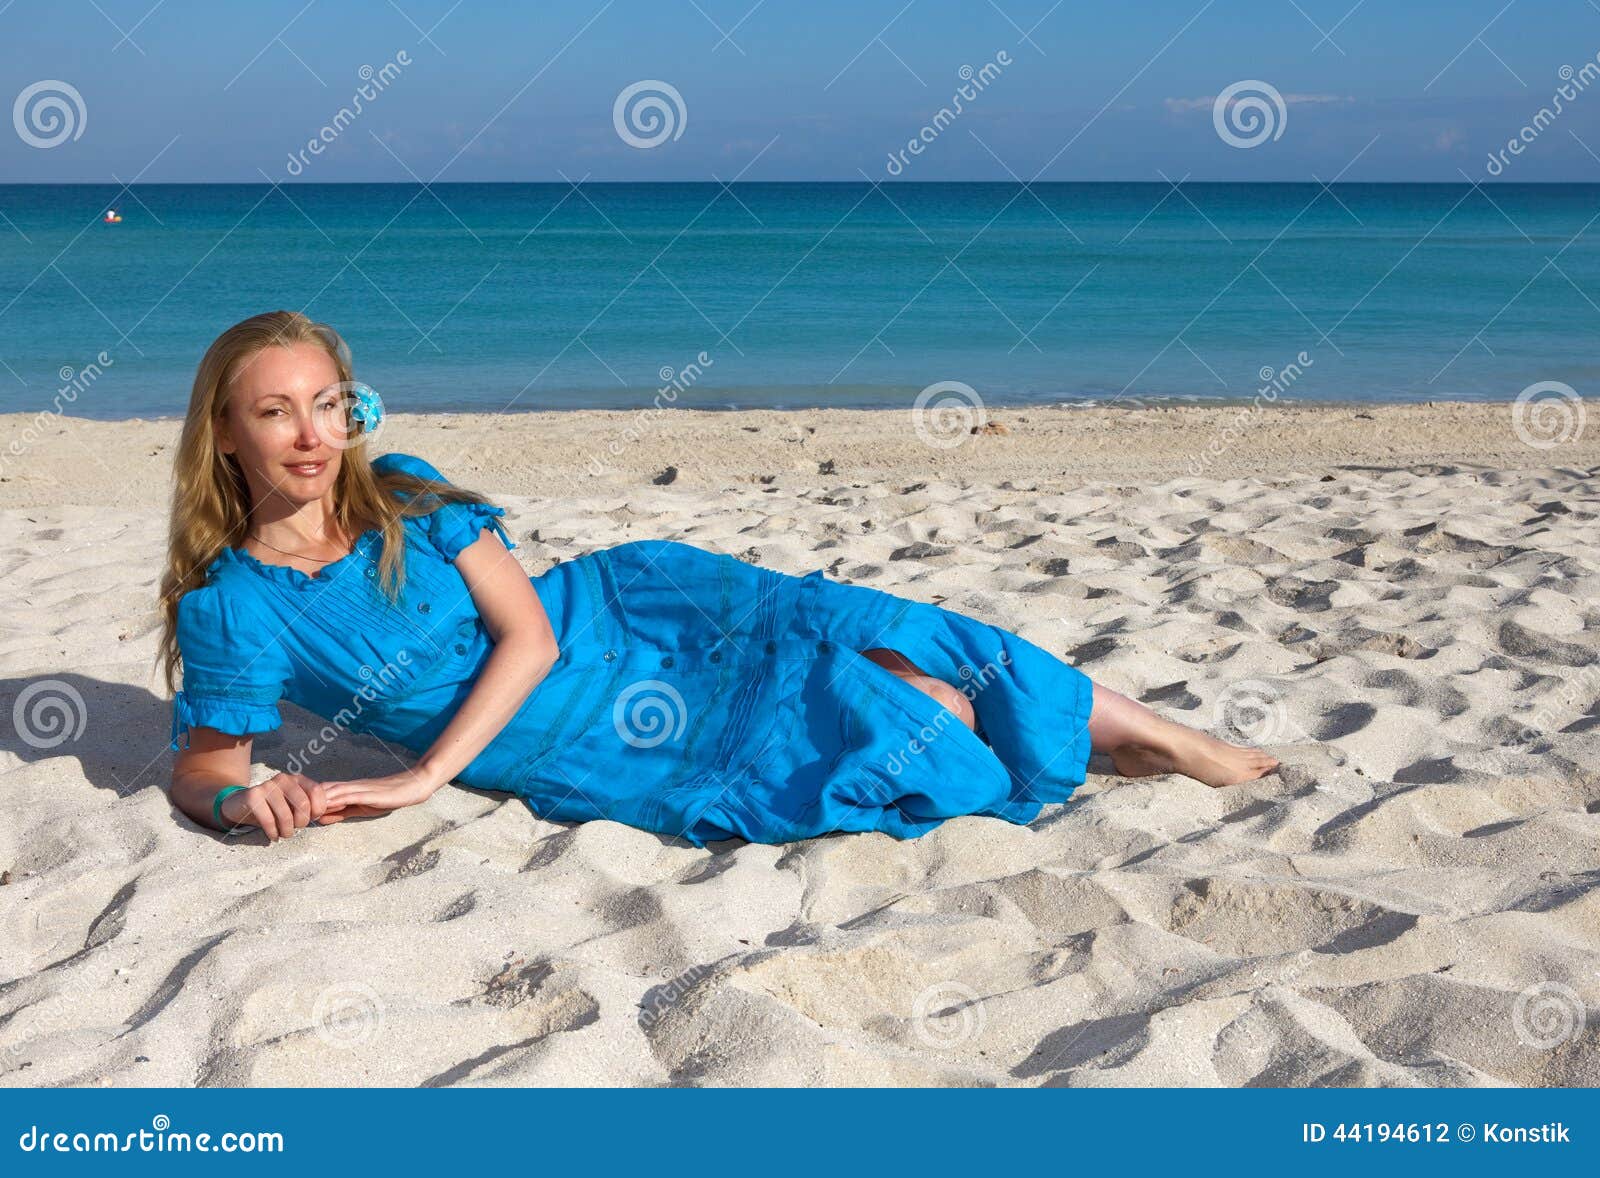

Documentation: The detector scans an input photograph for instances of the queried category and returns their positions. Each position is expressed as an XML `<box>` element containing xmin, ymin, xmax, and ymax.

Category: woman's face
<box><xmin>217</xmin><ymin>341</ymin><xmax>346</xmax><ymax>509</ymax></box>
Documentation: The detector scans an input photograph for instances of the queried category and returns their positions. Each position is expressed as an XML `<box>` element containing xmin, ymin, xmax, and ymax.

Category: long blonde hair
<box><xmin>158</xmin><ymin>309</ymin><xmax>496</xmax><ymax>695</ymax></box>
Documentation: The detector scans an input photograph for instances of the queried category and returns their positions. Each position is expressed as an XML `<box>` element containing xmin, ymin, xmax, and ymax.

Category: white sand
<box><xmin>0</xmin><ymin>402</ymin><xmax>1596</xmax><ymax>1087</ymax></box>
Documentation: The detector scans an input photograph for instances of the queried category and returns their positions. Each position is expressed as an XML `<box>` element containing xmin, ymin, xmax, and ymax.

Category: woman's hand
<box><xmin>217</xmin><ymin>772</ymin><xmax>328</xmax><ymax>842</ymax></box>
<box><xmin>320</xmin><ymin>768</ymin><xmax>441</xmax><ymax>817</ymax></box>
<box><xmin>315</xmin><ymin>802</ymin><xmax>391</xmax><ymax>825</ymax></box>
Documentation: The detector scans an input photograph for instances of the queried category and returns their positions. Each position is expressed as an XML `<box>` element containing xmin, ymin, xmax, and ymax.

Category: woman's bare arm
<box><xmin>398</xmin><ymin>528</ymin><xmax>559</xmax><ymax>797</ymax></box>
<box><xmin>170</xmin><ymin>729</ymin><xmax>326</xmax><ymax>840</ymax></box>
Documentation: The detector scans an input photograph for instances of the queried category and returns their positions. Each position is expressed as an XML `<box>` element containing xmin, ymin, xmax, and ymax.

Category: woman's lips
<box><xmin>286</xmin><ymin>461</ymin><xmax>326</xmax><ymax>477</ymax></box>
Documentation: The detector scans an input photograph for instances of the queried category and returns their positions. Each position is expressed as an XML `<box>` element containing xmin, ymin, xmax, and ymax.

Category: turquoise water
<box><xmin>0</xmin><ymin>182</ymin><xmax>1595</xmax><ymax>418</ymax></box>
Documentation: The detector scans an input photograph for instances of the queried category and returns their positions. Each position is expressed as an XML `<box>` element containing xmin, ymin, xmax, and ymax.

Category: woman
<box><xmin>162</xmin><ymin>311</ymin><xmax>1278</xmax><ymax>845</ymax></box>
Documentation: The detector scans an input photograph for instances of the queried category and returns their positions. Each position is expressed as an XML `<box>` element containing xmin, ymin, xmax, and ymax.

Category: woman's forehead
<box><xmin>230</xmin><ymin>342</ymin><xmax>338</xmax><ymax>394</ymax></box>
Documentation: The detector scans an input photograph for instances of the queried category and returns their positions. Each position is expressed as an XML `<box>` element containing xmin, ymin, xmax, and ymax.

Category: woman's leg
<box><xmin>860</xmin><ymin>649</ymin><xmax>1276</xmax><ymax>788</ymax></box>
<box><xmin>860</xmin><ymin>648</ymin><xmax>978</xmax><ymax>731</ymax></box>
<box><xmin>1087</xmin><ymin>681</ymin><xmax>1279</xmax><ymax>787</ymax></box>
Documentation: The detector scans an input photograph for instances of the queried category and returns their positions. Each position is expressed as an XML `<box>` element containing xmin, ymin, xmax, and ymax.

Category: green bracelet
<box><xmin>213</xmin><ymin>785</ymin><xmax>249</xmax><ymax>829</ymax></box>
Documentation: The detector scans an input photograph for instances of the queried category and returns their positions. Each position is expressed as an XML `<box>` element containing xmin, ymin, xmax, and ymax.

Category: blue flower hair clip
<box><xmin>348</xmin><ymin>382</ymin><xmax>384</xmax><ymax>430</ymax></box>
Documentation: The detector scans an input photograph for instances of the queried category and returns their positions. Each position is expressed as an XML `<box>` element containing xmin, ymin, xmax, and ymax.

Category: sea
<box><xmin>0</xmin><ymin>182</ymin><xmax>1595</xmax><ymax>419</ymax></box>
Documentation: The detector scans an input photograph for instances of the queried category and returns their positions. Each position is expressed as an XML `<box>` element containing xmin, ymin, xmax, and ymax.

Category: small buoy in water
<box><xmin>103</xmin><ymin>208</ymin><xmax>121</xmax><ymax>223</ymax></box>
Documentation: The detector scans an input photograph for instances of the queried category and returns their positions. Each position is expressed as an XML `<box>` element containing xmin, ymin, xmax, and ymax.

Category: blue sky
<box><xmin>4</xmin><ymin>0</ymin><xmax>1600</xmax><ymax>182</ymax></box>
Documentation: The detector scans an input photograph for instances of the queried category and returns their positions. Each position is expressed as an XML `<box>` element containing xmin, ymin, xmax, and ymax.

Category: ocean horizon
<box><xmin>2</xmin><ymin>181</ymin><xmax>1595</xmax><ymax>420</ymax></box>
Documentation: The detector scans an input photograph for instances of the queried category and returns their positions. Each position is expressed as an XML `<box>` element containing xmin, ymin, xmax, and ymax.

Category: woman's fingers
<box><xmin>245</xmin><ymin>791</ymin><xmax>280</xmax><ymax>840</ymax></box>
<box><xmin>313</xmin><ymin>802</ymin><xmax>386</xmax><ymax>825</ymax></box>
<box><xmin>304</xmin><ymin>779</ymin><xmax>330</xmax><ymax>822</ymax></box>
<box><xmin>324</xmin><ymin>782</ymin><xmax>365</xmax><ymax>807</ymax></box>
<box><xmin>285</xmin><ymin>783</ymin><xmax>311</xmax><ymax>830</ymax></box>
<box><xmin>265</xmin><ymin>790</ymin><xmax>295</xmax><ymax>839</ymax></box>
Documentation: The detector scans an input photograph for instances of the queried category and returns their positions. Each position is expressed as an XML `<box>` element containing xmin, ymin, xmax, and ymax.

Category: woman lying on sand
<box><xmin>162</xmin><ymin>311</ymin><xmax>1278</xmax><ymax>845</ymax></box>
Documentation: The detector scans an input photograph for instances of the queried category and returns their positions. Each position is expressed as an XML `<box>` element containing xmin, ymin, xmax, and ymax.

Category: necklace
<box><xmin>249</xmin><ymin>530</ymin><xmax>354</xmax><ymax>564</ymax></box>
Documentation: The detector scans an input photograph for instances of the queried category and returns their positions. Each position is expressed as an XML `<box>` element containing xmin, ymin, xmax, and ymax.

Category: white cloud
<box><xmin>1163</xmin><ymin>93</ymin><xmax>1355</xmax><ymax>113</ymax></box>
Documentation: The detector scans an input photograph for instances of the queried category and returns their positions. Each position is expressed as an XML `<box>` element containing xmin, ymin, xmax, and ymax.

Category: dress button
<box><xmin>709</xmin><ymin>650</ymin><xmax>722</xmax><ymax>663</ymax></box>
<box><xmin>765</xmin><ymin>640</ymin><xmax>777</xmax><ymax>654</ymax></box>
<box><xmin>661</xmin><ymin>655</ymin><xmax>675</xmax><ymax>668</ymax></box>
<box><xmin>364</xmin><ymin>566</ymin><xmax>375</xmax><ymax>579</ymax></box>
<box><xmin>603</xmin><ymin>649</ymin><xmax>617</xmax><ymax>662</ymax></box>
<box><xmin>817</xmin><ymin>640</ymin><xmax>832</xmax><ymax>653</ymax></box>
<box><xmin>417</xmin><ymin>601</ymin><xmax>431</xmax><ymax>614</ymax></box>
<box><xmin>453</xmin><ymin>643</ymin><xmax>467</xmax><ymax>655</ymax></box>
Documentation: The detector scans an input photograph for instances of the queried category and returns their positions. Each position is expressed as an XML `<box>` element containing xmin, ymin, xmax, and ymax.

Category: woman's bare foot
<box><xmin>1109</xmin><ymin>724</ymin><xmax>1279</xmax><ymax>787</ymax></box>
<box><xmin>1088</xmin><ymin>681</ymin><xmax>1279</xmax><ymax>787</ymax></box>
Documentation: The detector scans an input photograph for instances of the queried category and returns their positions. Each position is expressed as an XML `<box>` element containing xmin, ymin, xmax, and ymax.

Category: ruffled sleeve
<box><xmin>372</xmin><ymin>451</ymin><xmax>518</xmax><ymax>563</ymax></box>
<box><xmin>169</xmin><ymin>586</ymin><xmax>293</xmax><ymax>752</ymax></box>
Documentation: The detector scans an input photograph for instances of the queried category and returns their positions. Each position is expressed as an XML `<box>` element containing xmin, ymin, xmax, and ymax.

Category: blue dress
<box><xmin>170</xmin><ymin>452</ymin><xmax>1095</xmax><ymax>846</ymax></box>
